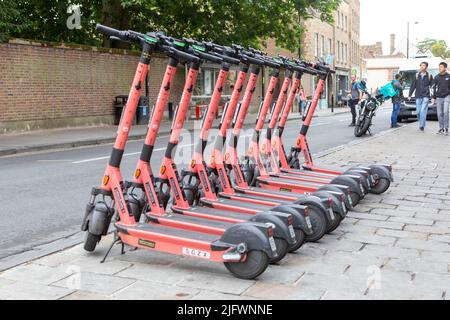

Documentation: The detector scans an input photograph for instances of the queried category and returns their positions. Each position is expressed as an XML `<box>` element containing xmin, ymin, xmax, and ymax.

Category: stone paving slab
<box><xmin>0</xmin><ymin>121</ymin><xmax>449</xmax><ymax>300</ymax></box>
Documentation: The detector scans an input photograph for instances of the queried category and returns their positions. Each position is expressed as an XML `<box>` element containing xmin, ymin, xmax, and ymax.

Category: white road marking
<box><xmin>37</xmin><ymin>159</ymin><xmax>75</xmax><ymax>163</ymax></box>
<box><xmin>72</xmin><ymin>143</ymin><xmax>194</xmax><ymax>164</ymax></box>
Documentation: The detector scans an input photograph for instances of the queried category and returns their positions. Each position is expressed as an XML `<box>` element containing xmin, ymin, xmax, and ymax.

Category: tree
<box><xmin>0</xmin><ymin>0</ymin><xmax>28</xmax><ymax>42</ymax></box>
<box><xmin>417</xmin><ymin>38</ymin><xmax>450</xmax><ymax>60</ymax></box>
<box><xmin>1</xmin><ymin>0</ymin><xmax>341</xmax><ymax>54</ymax></box>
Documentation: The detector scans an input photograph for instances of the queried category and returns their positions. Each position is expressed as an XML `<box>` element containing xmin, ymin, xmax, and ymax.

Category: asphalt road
<box><xmin>0</xmin><ymin>105</ymin><xmax>398</xmax><ymax>260</ymax></box>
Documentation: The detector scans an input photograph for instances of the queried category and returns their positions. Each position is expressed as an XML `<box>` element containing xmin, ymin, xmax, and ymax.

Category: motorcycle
<box><xmin>354</xmin><ymin>92</ymin><xmax>385</xmax><ymax>137</ymax></box>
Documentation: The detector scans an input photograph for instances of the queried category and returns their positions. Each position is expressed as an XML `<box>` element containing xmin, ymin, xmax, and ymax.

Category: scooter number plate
<box><xmin>342</xmin><ymin>201</ymin><xmax>347</xmax><ymax>213</ymax></box>
<box><xmin>269</xmin><ymin>236</ymin><xmax>277</xmax><ymax>252</ymax></box>
<box><xmin>288</xmin><ymin>225</ymin><xmax>296</xmax><ymax>239</ymax></box>
<box><xmin>359</xmin><ymin>183</ymin><xmax>365</xmax><ymax>194</ymax></box>
<box><xmin>347</xmin><ymin>194</ymin><xmax>353</xmax><ymax>207</ymax></box>
<box><xmin>328</xmin><ymin>207</ymin><xmax>335</xmax><ymax>220</ymax></box>
<box><xmin>305</xmin><ymin>216</ymin><xmax>313</xmax><ymax>229</ymax></box>
<box><xmin>411</xmin><ymin>111</ymin><xmax>417</xmax><ymax>115</ymax></box>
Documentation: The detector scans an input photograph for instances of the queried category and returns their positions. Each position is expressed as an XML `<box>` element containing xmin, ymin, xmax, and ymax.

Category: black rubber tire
<box><xmin>350</xmin><ymin>191</ymin><xmax>361</xmax><ymax>207</ymax></box>
<box><xmin>369</xmin><ymin>177</ymin><xmax>391</xmax><ymax>194</ymax></box>
<box><xmin>84</xmin><ymin>232</ymin><xmax>101</xmax><ymax>252</ymax></box>
<box><xmin>354</xmin><ymin>116</ymin><xmax>371</xmax><ymax>137</ymax></box>
<box><xmin>326</xmin><ymin>213</ymin><xmax>343</xmax><ymax>234</ymax></box>
<box><xmin>288</xmin><ymin>229</ymin><xmax>306</xmax><ymax>252</ymax></box>
<box><xmin>224</xmin><ymin>250</ymin><xmax>269</xmax><ymax>280</ymax></box>
<box><xmin>269</xmin><ymin>238</ymin><xmax>289</xmax><ymax>264</ymax></box>
<box><xmin>305</xmin><ymin>207</ymin><xmax>328</xmax><ymax>242</ymax></box>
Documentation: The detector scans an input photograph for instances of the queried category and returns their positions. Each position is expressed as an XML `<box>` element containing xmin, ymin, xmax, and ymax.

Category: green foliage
<box><xmin>0</xmin><ymin>0</ymin><xmax>28</xmax><ymax>41</ymax></box>
<box><xmin>417</xmin><ymin>38</ymin><xmax>450</xmax><ymax>60</ymax></box>
<box><xmin>1</xmin><ymin>0</ymin><xmax>341</xmax><ymax>53</ymax></box>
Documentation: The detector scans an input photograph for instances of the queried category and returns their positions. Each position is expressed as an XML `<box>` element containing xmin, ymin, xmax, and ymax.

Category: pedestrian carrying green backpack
<box><xmin>378</xmin><ymin>81</ymin><xmax>399</xmax><ymax>98</ymax></box>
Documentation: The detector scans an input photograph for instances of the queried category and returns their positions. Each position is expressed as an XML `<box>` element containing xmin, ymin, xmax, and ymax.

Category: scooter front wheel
<box><xmin>370</xmin><ymin>177</ymin><xmax>391</xmax><ymax>194</ymax></box>
<box><xmin>288</xmin><ymin>229</ymin><xmax>306</xmax><ymax>252</ymax></box>
<box><xmin>224</xmin><ymin>250</ymin><xmax>269</xmax><ymax>280</ymax></box>
<box><xmin>269</xmin><ymin>238</ymin><xmax>288</xmax><ymax>264</ymax></box>
<box><xmin>83</xmin><ymin>232</ymin><xmax>101</xmax><ymax>252</ymax></box>
<box><xmin>305</xmin><ymin>207</ymin><xmax>327</xmax><ymax>242</ymax></box>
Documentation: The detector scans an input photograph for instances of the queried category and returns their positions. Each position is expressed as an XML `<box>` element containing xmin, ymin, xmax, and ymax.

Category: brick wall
<box><xmin>0</xmin><ymin>40</ymin><xmax>185</xmax><ymax>132</ymax></box>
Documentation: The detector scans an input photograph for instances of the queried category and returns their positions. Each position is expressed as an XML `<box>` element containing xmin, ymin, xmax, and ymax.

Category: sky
<box><xmin>360</xmin><ymin>0</ymin><xmax>450</xmax><ymax>56</ymax></box>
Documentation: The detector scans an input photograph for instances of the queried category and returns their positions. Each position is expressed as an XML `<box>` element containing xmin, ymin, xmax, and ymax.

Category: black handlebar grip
<box><xmin>96</xmin><ymin>24</ymin><xmax>125</xmax><ymax>39</ymax></box>
<box><xmin>262</xmin><ymin>58</ymin><xmax>281</xmax><ymax>69</ymax></box>
<box><xmin>196</xmin><ymin>51</ymin><xmax>223</xmax><ymax>64</ymax></box>
<box><xmin>219</xmin><ymin>54</ymin><xmax>240</xmax><ymax>65</ymax></box>
<box><xmin>242</xmin><ymin>55</ymin><xmax>264</xmax><ymax>66</ymax></box>
<box><xmin>168</xmin><ymin>47</ymin><xmax>200</xmax><ymax>63</ymax></box>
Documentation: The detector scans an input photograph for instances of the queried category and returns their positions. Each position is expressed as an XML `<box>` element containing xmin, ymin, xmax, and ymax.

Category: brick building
<box><xmin>301</xmin><ymin>0</ymin><xmax>362</xmax><ymax>109</ymax></box>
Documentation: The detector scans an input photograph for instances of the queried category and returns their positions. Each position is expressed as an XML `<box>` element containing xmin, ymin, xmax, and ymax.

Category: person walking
<box><xmin>408</xmin><ymin>62</ymin><xmax>434</xmax><ymax>132</ymax></box>
<box><xmin>348</xmin><ymin>75</ymin><xmax>363</xmax><ymax>127</ymax></box>
<box><xmin>431</xmin><ymin>62</ymin><xmax>450</xmax><ymax>136</ymax></box>
<box><xmin>391</xmin><ymin>74</ymin><xmax>405</xmax><ymax>128</ymax></box>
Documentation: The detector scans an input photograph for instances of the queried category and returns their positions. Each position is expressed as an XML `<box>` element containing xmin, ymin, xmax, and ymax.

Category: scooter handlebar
<box><xmin>163</xmin><ymin>46</ymin><xmax>200</xmax><ymax>63</ymax></box>
<box><xmin>96</xmin><ymin>24</ymin><xmax>132</xmax><ymax>42</ymax></box>
<box><xmin>261</xmin><ymin>57</ymin><xmax>282</xmax><ymax>69</ymax></box>
<box><xmin>192</xmin><ymin>49</ymin><xmax>223</xmax><ymax>64</ymax></box>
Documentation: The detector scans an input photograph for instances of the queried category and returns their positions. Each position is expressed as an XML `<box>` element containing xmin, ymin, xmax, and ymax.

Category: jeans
<box><xmin>436</xmin><ymin>95</ymin><xmax>450</xmax><ymax>130</ymax></box>
<box><xmin>349</xmin><ymin>99</ymin><xmax>359</xmax><ymax>124</ymax></box>
<box><xmin>415</xmin><ymin>97</ymin><xmax>429</xmax><ymax>129</ymax></box>
<box><xmin>391</xmin><ymin>103</ymin><xmax>401</xmax><ymax>126</ymax></box>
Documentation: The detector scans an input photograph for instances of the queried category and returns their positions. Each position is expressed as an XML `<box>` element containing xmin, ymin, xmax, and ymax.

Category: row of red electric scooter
<box><xmin>81</xmin><ymin>24</ymin><xmax>393</xmax><ymax>279</ymax></box>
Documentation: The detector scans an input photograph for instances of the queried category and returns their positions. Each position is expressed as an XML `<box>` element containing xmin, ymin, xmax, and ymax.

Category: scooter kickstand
<box><xmin>101</xmin><ymin>236</ymin><xmax>123</xmax><ymax>263</ymax></box>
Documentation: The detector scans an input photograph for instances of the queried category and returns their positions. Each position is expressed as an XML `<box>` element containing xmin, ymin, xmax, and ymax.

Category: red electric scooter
<box><xmin>254</xmin><ymin>59</ymin><xmax>366</xmax><ymax>208</ymax></box>
<box><xmin>81</xmin><ymin>25</ymin><xmax>276</xmax><ymax>279</ymax></box>
<box><xmin>172</xmin><ymin>44</ymin><xmax>306</xmax><ymax>259</ymax></box>
<box><xmin>203</xmin><ymin>51</ymin><xmax>338</xmax><ymax>242</ymax></box>
<box><xmin>283</xmin><ymin>62</ymin><xmax>393</xmax><ymax>194</ymax></box>
<box><xmin>232</xmin><ymin>57</ymin><xmax>352</xmax><ymax>233</ymax></box>
<box><xmin>125</xmin><ymin>38</ymin><xmax>296</xmax><ymax>264</ymax></box>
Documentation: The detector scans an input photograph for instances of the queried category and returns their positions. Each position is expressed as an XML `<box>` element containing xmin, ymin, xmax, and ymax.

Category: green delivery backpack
<box><xmin>378</xmin><ymin>81</ymin><xmax>398</xmax><ymax>98</ymax></box>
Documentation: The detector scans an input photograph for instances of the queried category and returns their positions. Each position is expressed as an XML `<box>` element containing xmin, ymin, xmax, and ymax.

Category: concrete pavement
<box><xmin>1</xmin><ymin>120</ymin><xmax>449</xmax><ymax>300</ymax></box>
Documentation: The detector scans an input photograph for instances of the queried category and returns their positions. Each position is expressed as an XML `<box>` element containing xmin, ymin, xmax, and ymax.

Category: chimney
<box><xmin>390</xmin><ymin>34</ymin><xmax>396</xmax><ymax>55</ymax></box>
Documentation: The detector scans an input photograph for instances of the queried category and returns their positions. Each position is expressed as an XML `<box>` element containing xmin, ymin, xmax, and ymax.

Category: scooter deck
<box><xmin>116</xmin><ymin>222</ymin><xmax>223</xmax><ymax>245</ymax></box>
<box><xmin>200</xmin><ymin>197</ymin><xmax>276</xmax><ymax>212</ymax></box>
<box><xmin>172</xmin><ymin>206</ymin><xmax>258</xmax><ymax>221</ymax></box>
<box><xmin>146</xmin><ymin>212</ymin><xmax>237</xmax><ymax>232</ymax></box>
<box><xmin>220</xmin><ymin>191</ymin><xmax>293</xmax><ymax>205</ymax></box>
<box><xmin>263</xmin><ymin>175</ymin><xmax>332</xmax><ymax>188</ymax></box>
<box><xmin>257</xmin><ymin>176</ymin><xmax>320</xmax><ymax>192</ymax></box>
<box><xmin>272</xmin><ymin>171</ymin><xmax>332</xmax><ymax>183</ymax></box>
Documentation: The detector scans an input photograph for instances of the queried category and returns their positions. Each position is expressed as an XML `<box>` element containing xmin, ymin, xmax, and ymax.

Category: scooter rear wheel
<box><xmin>305</xmin><ymin>207</ymin><xmax>327</xmax><ymax>242</ymax></box>
<box><xmin>370</xmin><ymin>177</ymin><xmax>390</xmax><ymax>194</ymax></box>
<box><xmin>269</xmin><ymin>238</ymin><xmax>288</xmax><ymax>264</ymax></box>
<box><xmin>84</xmin><ymin>232</ymin><xmax>101</xmax><ymax>252</ymax></box>
<box><xmin>288</xmin><ymin>229</ymin><xmax>305</xmax><ymax>252</ymax></box>
<box><xmin>224</xmin><ymin>250</ymin><xmax>269</xmax><ymax>280</ymax></box>
<box><xmin>326</xmin><ymin>214</ymin><xmax>343</xmax><ymax>234</ymax></box>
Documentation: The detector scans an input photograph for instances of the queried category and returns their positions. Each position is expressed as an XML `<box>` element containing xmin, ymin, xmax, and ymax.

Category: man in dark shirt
<box><xmin>408</xmin><ymin>62</ymin><xmax>433</xmax><ymax>132</ymax></box>
<box><xmin>431</xmin><ymin>62</ymin><xmax>450</xmax><ymax>135</ymax></box>
<box><xmin>391</xmin><ymin>74</ymin><xmax>405</xmax><ymax>128</ymax></box>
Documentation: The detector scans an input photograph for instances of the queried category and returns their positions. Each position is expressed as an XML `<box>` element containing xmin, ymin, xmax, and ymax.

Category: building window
<box><xmin>328</xmin><ymin>38</ymin><xmax>332</xmax><ymax>55</ymax></box>
<box><xmin>345</xmin><ymin>16</ymin><xmax>348</xmax><ymax>32</ymax></box>
<box><xmin>345</xmin><ymin>44</ymin><xmax>348</xmax><ymax>63</ymax></box>
<box><xmin>320</xmin><ymin>35</ymin><xmax>325</xmax><ymax>57</ymax></box>
<box><xmin>314</xmin><ymin>33</ymin><xmax>319</xmax><ymax>57</ymax></box>
<box><xmin>336</xmin><ymin>40</ymin><xmax>341</xmax><ymax>62</ymax></box>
